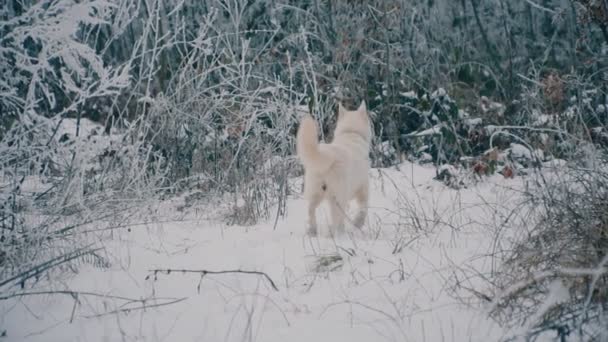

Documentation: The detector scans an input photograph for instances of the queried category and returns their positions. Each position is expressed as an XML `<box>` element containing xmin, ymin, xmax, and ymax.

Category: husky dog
<box><xmin>296</xmin><ymin>101</ymin><xmax>371</xmax><ymax>236</ymax></box>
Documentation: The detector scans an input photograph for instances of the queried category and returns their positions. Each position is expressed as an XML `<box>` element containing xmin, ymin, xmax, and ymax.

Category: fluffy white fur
<box><xmin>296</xmin><ymin>101</ymin><xmax>371</xmax><ymax>236</ymax></box>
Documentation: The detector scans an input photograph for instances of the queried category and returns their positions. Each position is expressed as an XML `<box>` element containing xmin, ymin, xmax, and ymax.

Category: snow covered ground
<box><xmin>1</xmin><ymin>162</ymin><xmax>529</xmax><ymax>342</ymax></box>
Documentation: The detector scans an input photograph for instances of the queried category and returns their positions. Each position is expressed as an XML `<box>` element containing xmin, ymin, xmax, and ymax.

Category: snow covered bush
<box><xmin>0</xmin><ymin>112</ymin><xmax>167</xmax><ymax>293</ymax></box>
<box><xmin>1</xmin><ymin>0</ymin><xmax>608</xmax><ymax>323</ymax></box>
<box><xmin>372</xmin><ymin>87</ymin><xmax>486</xmax><ymax>167</ymax></box>
<box><xmin>481</xmin><ymin>153</ymin><xmax>608</xmax><ymax>340</ymax></box>
<box><xmin>0</xmin><ymin>0</ymin><xmax>131</xmax><ymax>119</ymax></box>
<box><xmin>0</xmin><ymin>0</ymin><xmax>164</xmax><ymax>297</ymax></box>
<box><xmin>142</xmin><ymin>87</ymin><xmax>303</xmax><ymax>225</ymax></box>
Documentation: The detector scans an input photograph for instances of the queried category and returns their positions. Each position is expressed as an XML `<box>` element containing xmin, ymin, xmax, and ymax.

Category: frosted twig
<box><xmin>147</xmin><ymin>268</ymin><xmax>279</xmax><ymax>291</ymax></box>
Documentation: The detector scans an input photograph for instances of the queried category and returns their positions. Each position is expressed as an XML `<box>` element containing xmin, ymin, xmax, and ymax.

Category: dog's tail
<box><xmin>297</xmin><ymin>116</ymin><xmax>333</xmax><ymax>172</ymax></box>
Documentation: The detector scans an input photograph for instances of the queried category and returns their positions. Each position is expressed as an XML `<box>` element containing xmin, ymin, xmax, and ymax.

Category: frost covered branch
<box><xmin>147</xmin><ymin>268</ymin><xmax>279</xmax><ymax>291</ymax></box>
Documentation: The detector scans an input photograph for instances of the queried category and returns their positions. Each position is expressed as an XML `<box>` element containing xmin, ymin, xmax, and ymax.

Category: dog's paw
<box><xmin>306</xmin><ymin>223</ymin><xmax>318</xmax><ymax>236</ymax></box>
<box><xmin>329</xmin><ymin>224</ymin><xmax>346</xmax><ymax>238</ymax></box>
<box><xmin>307</xmin><ymin>228</ymin><xmax>318</xmax><ymax>236</ymax></box>
<box><xmin>353</xmin><ymin>212</ymin><xmax>366</xmax><ymax>229</ymax></box>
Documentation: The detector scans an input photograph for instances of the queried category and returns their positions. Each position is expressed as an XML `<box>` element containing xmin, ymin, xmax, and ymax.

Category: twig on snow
<box><xmin>147</xmin><ymin>268</ymin><xmax>279</xmax><ymax>291</ymax></box>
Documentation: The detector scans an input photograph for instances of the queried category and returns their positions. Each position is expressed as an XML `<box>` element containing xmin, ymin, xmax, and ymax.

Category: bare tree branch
<box><xmin>147</xmin><ymin>268</ymin><xmax>279</xmax><ymax>291</ymax></box>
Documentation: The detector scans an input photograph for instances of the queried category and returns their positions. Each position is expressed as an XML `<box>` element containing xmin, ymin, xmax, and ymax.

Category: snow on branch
<box><xmin>147</xmin><ymin>268</ymin><xmax>279</xmax><ymax>292</ymax></box>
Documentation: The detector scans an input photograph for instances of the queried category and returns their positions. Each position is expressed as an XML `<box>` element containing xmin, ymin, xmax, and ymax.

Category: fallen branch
<box><xmin>0</xmin><ymin>246</ymin><xmax>102</xmax><ymax>289</ymax></box>
<box><xmin>147</xmin><ymin>268</ymin><xmax>279</xmax><ymax>291</ymax></box>
<box><xmin>83</xmin><ymin>297</ymin><xmax>188</xmax><ymax>318</ymax></box>
<box><xmin>0</xmin><ymin>290</ymin><xmax>179</xmax><ymax>303</ymax></box>
<box><xmin>0</xmin><ymin>290</ymin><xmax>187</xmax><ymax>321</ymax></box>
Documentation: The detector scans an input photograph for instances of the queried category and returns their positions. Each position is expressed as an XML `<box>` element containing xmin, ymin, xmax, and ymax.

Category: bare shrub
<box><xmin>0</xmin><ymin>0</ymin><xmax>166</xmax><ymax>296</ymax></box>
<box><xmin>139</xmin><ymin>44</ymin><xmax>308</xmax><ymax>224</ymax></box>
<box><xmin>481</xmin><ymin>152</ymin><xmax>608</xmax><ymax>340</ymax></box>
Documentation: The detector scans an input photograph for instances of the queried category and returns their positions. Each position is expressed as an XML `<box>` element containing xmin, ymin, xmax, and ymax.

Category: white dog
<box><xmin>296</xmin><ymin>101</ymin><xmax>371</xmax><ymax>236</ymax></box>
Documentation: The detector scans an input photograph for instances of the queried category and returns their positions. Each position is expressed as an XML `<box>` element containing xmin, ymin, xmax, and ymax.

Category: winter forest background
<box><xmin>1</xmin><ymin>0</ymin><xmax>608</xmax><ymax>341</ymax></box>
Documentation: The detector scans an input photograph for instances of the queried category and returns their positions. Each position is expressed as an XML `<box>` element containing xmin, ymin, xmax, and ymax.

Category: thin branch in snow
<box><xmin>147</xmin><ymin>268</ymin><xmax>279</xmax><ymax>291</ymax></box>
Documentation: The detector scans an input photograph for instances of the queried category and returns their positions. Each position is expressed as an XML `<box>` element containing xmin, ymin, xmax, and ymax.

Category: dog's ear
<box><xmin>357</xmin><ymin>100</ymin><xmax>367</xmax><ymax>113</ymax></box>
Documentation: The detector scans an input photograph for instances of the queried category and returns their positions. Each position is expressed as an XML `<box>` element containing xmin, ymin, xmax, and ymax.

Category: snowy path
<box><xmin>2</xmin><ymin>163</ymin><xmax>525</xmax><ymax>342</ymax></box>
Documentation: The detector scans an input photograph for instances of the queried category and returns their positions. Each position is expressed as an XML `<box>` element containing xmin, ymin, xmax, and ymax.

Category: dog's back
<box><xmin>297</xmin><ymin>102</ymin><xmax>371</xmax><ymax>236</ymax></box>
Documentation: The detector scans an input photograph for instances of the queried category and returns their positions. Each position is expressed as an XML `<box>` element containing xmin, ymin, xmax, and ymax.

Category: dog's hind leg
<box><xmin>353</xmin><ymin>184</ymin><xmax>369</xmax><ymax>229</ymax></box>
<box><xmin>329</xmin><ymin>197</ymin><xmax>346</xmax><ymax>236</ymax></box>
<box><xmin>307</xmin><ymin>191</ymin><xmax>322</xmax><ymax>236</ymax></box>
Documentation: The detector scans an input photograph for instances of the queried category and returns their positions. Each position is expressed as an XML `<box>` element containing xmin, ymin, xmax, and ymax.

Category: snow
<box><xmin>529</xmin><ymin>280</ymin><xmax>570</xmax><ymax>324</ymax></box>
<box><xmin>379</xmin><ymin>141</ymin><xmax>395</xmax><ymax>157</ymax></box>
<box><xmin>479</xmin><ymin>97</ymin><xmax>505</xmax><ymax>117</ymax></box>
<box><xmin>533</xmin><ymin>114</ymin><xmax>551</xmax><ymax>126</ymax></box>
<box><xmin>257</xmin><ymin>86</ymin><xmax>278</xmax><ymax>94</ymax></box>
<box><xmin>509</xmin><ymin>143</ymin><xmax>533</xmax><ymax>160</ymax></box>
<box><xmin>437</xmin><ymin>163</ymin><xmax>457</xmax><ymax>175</ymax></box>
<box><xmin>408</xmin><ymin>125</ymin><xmax>442</xmax><ymax>137</ymax></box>
<box><xmin>533</xmin><ymin>149</ymin><xmax>545</xmax><ymax>161</ymax></box>
<box><xmin>464</xmin><ymin>118</ymin><xmax>482</xmax><ymax>127</ymax></box>
<box><xmin>485</xmin><ymin>125</ymin><xmax>499</xmax><ymax>134</ymax></box>
<box><xmin>1</xmin><ymin>162</ymin><xmax>532</xmax><ymax>341</ymax></box>
<box><xmin>55</xmin><ymin>117</ymin><xmax>103</xmax><ymax>139</ymax></box>
<box><xmin>416</xmin><ymin>145</ymin><xmax>429</xmax><ymax>153</ymax></box>
<box><xmin>508</xmin><ymin>143</ymin><xmax>547</xmax><ymax>163</ymax></box>
<box><xmin>399</xmin><ymin>90</ymin><xmax>417</xmax><ymax>100</ymax></box>
<box><xmin>458</xmin><ymin>109</ymin><xmax>470</xmax><ymax>119</ymax></box>
<box><xmin>430</xmin><ymin>87</ymin><xmax>447</xmax><ymax>100</ymax></box>
<box><xmin>137</xmin><ymin>95</ymin><xmax>155</xmax><ymax>104</ymax></box>
<box><xmin>419</xmin><ymin>152</ymin><xmax>432</xmax><ymax>162</ymax></box>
